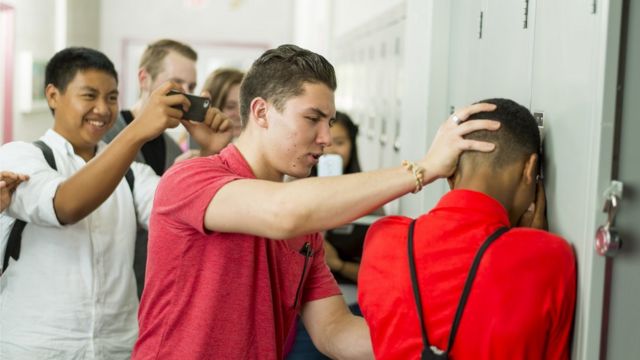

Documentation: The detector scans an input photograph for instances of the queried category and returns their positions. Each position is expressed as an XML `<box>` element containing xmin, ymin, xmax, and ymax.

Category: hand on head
<box><xmin>419</xmin><ymin>103</ymin><xmax>501</xmax><ymax>183</ymax></box>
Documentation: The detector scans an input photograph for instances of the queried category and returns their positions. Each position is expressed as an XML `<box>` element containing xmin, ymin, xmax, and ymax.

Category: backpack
<box><xmin>407</xmin><ymin>220</ymin><xmax>509</xmax><ymax>359</ymax></box>
<box><xmin>1</xmin><ymin>140</ymin><xmax>135</xmax><ymax>275</ymax></box>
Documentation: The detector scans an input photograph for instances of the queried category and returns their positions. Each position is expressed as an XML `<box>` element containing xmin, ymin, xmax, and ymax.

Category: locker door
<box><xmin>448</xmin><ymin>0</ymin><xmax>535</xmax><ymax>108</ymax></box>
<box><xmin>529</xmin><ymin>1</ymin><xmax>621</xmax><ymax>359</ymax></box>
<box><xmin>447</xmin><ymin>0</ymin><xmax>483</xmax><ymax>109</ymax></box>
<box><xmin>479</xmin><ymin>0</ymin><xmax>536</xmax><ymax>105</ymax></box>
<box><xmin>604</xmin><ymin>1</ymin><xmax>640</xmax><ymax>358</ymax></box>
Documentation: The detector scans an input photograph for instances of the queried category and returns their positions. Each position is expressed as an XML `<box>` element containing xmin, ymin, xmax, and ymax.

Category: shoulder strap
<box><xmin>446</xmin><ymin>226</ymin><xmax>509</xmax><ymax>352</ymax></box>
<box><xmin>2</xmin><ymin>141</ymin><xmax>57</xmax><ymax>275</ymax></box>
<box><xmin>33</xmin><ymin>140</ymin><xmax>57</xmax><ymax>170</ymax></box>
<box><xmin>125</xmin><ymin>168</ymin><xmax>135</xmax><ymax>193</ymax></box>
<box><xmin>408</xmin><ymin>220</ymin><xmax>509</xmax><ymax>358</ymax></box>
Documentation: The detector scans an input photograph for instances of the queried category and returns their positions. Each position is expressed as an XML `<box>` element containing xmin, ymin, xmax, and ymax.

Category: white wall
<box><xmin>100</xmin><ymin>0</ymin><xmax>294</xmax><ymax>108</ymax></box>
<box><xmin>10</xmin><ymin>0</ymin><xmax>57</xmax><ymax>142</ymax></box>
<box><xmin>3</xmin><ymin>0</ymin><xmax>101</xmax><ymax>143</ymax></box>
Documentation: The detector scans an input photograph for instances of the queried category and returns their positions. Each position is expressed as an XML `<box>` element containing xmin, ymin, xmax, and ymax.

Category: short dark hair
<box><xmin>239</xmin><ymin>44</ymin><xmax>337</xmax><ymax>126</ymax></box>
<box><xmin>462</xmin><ymin>98</ymin><xmax>540</xmax><ymax>168</ymax></box>
<box><xmin>335</xmin><ymin>111</ymin><xmax>361</xmax><ymax>174</ymax></box>
<box><xmin>45</xmin><ymin>47</ymin><xmax>118</xmax><ymax>94</ymax></box>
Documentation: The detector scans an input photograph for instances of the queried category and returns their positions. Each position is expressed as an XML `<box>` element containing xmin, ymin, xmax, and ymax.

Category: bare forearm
<box><xmin>319</xmin><ymin>315</ymin><xmax>373</xmax><ymax>360</ymax></box>
<box><xmin>279</xmin><ymin>166</ymin><xmax>432</xmax><ymax>238</ymax></box>
<box><xmin>53</xmin><ymin>127</ymin><xmax>145</xmax><ymax>224</ymax></box>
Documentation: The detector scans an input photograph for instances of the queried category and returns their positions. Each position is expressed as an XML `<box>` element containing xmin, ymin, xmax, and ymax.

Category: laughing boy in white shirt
<box><xmin>0</xmin><ymin>47</ymin><xmax>230</xmax><ymax>359</ymax></box>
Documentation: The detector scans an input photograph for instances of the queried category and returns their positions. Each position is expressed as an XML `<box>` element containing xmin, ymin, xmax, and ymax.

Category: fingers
<box><xmin>453</xmin><ymin>102</ymin><xmax>497</xmax><ymax>121</ymax></box>
<box><xmin>0</xmin><ymin>172</ymin><xmax>29</xmax><ymax>189</ymax></box>
<box><xmin>200</xmin><ymin>90</ymin><xmax>212</xmax><ymax>100</ymax></box>
<box><xmin>0</xmin><ymin>171</ymin><xmax>29</xmax><ymax>182</ymax></box>
<box><xmin>200</xmin><ymin>107</ymin><xmax>231</xmax><ymax>132</ymax></box>
<box><xmin>458</xmin><ymin>139</ymin><xmax>496</xmax><ymax>152</ymax></box>
<box><xmin>456</xmin><ymin>119</ymin><xmax>501</xmax><ymax>135</ymax></box>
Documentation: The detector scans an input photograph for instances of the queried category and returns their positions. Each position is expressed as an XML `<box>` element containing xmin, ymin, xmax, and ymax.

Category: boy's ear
<box><xmin>522</xmin><ymin>153</ymin><xmax>538</xmax><ymax>185</ymax></box>
<box><xmin>45</xmin><ymin>84</ymin><xmax>60</xmax><ymax>110</ymax></box>
<box><xmin>138</xmin><ymin>68</ymin><xmax>151</xmax><ymax>93</ymax></box>
<box><xmin>250</xmin><ymin>97</ymin><xmax>269</xmax><ymax>129</ymax></box>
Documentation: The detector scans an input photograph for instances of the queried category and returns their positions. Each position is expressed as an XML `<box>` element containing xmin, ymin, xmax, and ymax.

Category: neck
<box><xmin>452</xmin><ymin>165</ymin><xmax>521</xmax><ymax>225</ymax></box>
<box><xmin>234</xmin><ymin>128</ymin><xmax>285</xmax><ymax>182</ymax></box>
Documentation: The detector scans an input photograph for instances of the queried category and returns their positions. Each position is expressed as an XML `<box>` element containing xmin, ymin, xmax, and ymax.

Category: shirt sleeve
<box><xmin>301</xmin><ymin>233</ymin><xmax>341</xmax><ymax>304</ymax></box>
<box><xmin>0</xmin><ymin>142</ymin><xmax>64</xmax><ymax>227</ymax></box>
<box><xmin>130</xmin><ymin>161</ymin><xmax>160</xmax><ymax>230</ymax></box>
<box><xmin>152</xmin><ymin>157</ymin><xmax>243</xmax><ymax>234</ymax></box>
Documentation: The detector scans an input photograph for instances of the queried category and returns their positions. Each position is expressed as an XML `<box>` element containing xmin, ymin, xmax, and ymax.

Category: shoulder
<box><xmin>504</xmin><ymin>228</ymin><xmax>576</xmax><ymax>269</ymax></box>
<box><xmin>0</xmin><ymin>141</ymin><xmax>50</xmax><ymax>168</ymax></box>
<box><xmin>164</xmin><ymin>155</ymin><xmax>230</xmax><ymax>180</ymax></box>
<box><xmin>368</xmin><ymin>216</ymin><xmax>413</xmax><ymax>239</ymax></box>
<box><xmin>363</xmin><ymin>215</ymin><xmax>413</xmax><ymax>254</ymax></box>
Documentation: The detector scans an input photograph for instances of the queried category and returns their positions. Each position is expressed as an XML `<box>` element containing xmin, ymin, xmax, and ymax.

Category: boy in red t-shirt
<box><xmin>132</xmin><ymin>45</ymin><xmax>503</xmax><ymax>360</ymax></box>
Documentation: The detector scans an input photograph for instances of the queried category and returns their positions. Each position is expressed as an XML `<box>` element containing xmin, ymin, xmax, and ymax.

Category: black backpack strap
<box><xmin>125</xmin><ymin>168</ymin><xmax>135</xmax><ymax>193</ymax></box>
<box><xmin>408</xmin><ymin>220</ymin><xmax>447</xmax><ymax>360</ymax></box>
<box><xmin>33</xmin><ymin>140</ymin><xmax>57</xmax><ymax>170</ymax></box>
<box><xmin>2</xmin><ymin>141</ymin><xmax>57</xmax><ymax>275</ymax></box>
<box><xmin>2</xmin><ymin>220</ymin><xmax>26</xmax><ymax>274</ymax></box>
<box><xmin>408</xmin><ymin>220</ymin><xmax>509</xmax><ymax>359</ymax></box>
<box><xmin>446</xmin><ymin>226</ymin><xmax>509</xmax><ymax>352</ymax></box>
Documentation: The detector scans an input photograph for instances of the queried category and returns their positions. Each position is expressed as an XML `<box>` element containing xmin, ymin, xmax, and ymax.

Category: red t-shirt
<box><xmin>358</xmin><ymin>190</ymin><xmax>576</xmax><ymax>360</ymax></box>
<box><xmin>132</xmin><ymin>145</ymin><xmax>341</xmax><ymax>360</ymax></box>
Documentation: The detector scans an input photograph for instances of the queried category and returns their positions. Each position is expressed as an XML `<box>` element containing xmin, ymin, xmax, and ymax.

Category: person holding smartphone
<box><xmin>0</xmin><ymin>47</ymin><xmax>228</xmax><ymax>360</ymax></box>
<box><xmin>103</xmin><ymin>39</ymin><xmax>232</xmax><ymax>296</ymax></box>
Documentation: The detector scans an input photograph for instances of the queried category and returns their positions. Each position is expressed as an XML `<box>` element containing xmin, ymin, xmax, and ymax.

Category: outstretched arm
<box><xmin>204</xmin><ymin>103</ymin><xmax>500</xmax><ymax>239</ymax></box>
<box><xmin>52</xmin><ymin>82</ymin><xmax>187</xmax><ymax>224</ymax></box>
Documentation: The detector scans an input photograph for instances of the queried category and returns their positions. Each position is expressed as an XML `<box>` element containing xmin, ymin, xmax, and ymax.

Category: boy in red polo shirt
<box><xmin>132</xmin><ymin>45</ymin><xmax>503</xmax><ymax>360</ymax></box>
<box><xmin>359</xmin><ymin>98</ymin><xmax>576</xmax><ymax>360</ymax></box>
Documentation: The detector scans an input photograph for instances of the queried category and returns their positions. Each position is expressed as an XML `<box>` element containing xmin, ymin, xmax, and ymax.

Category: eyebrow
<box><xmin>308</xmin><ymin>107</ymin><xmax>334</xmax><ymax>121</ymax></box>
<box><xmin>170</xmin><ymin>78</ymin><xmax>197</xmax><ymax>88</ymax></box>
<box><xmin>78</xmin><ymin>86</ymin><xmax>119</xmax><ymax>96</ymax></box>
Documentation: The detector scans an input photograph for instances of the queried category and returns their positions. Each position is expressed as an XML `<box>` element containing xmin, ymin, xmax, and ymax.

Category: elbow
<box><xmin>267</xmin><ymin>197</ymin><xmax>309</xmax><ymax>239</ymax></box>
<box><xmin>53</xmin><ymin>204</ymin><xmax>87</xmax><ymax>225</ymax></box>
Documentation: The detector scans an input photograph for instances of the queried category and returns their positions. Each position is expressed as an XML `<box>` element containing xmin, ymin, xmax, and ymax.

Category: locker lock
<box><xmin>595</xmin><ymin>181</ymin><xmax>623</xmax><ymax>257</ymax></box>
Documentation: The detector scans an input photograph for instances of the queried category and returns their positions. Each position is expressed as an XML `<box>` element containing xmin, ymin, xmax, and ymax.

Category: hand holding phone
<box><xmin>168</xmin><ymin>90</ymin><xmax>211</xmax><ymax>122</ymax></box>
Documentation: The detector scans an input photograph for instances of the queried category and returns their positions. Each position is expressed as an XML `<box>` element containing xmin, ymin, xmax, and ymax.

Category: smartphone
<box><xmin>168</xmin><ymin>90</ymin><xmax>210</xmax><ymax>122</ymax></box>
<box><xmin>317</xmin><ymin>154</ymin><xmax>343</xmax><ymax>177</ymax></box>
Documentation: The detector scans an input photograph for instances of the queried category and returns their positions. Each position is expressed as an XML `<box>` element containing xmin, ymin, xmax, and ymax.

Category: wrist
<box><xmin>334</xmin><ymin>260</ymin><xmax>346</xmax><ymax>273</ymax></box>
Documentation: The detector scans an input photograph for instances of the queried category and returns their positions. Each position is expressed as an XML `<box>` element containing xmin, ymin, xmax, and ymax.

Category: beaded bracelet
<box><xmin>401</xmin><ymin>160</ymin><xmax>425</xmax><ymax>194</ymax></box>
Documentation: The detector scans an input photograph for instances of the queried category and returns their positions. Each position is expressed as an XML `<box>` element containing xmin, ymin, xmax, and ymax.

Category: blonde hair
<box><xmin>139</xmin><ymin>39</ymin><xmax>197</xmax><ymax>80</ymax></box>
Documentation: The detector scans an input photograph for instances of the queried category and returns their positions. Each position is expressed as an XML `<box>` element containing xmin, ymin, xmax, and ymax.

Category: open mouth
<box><xmin>86</xmin><ymin>119</ymin><xmax>108</xmax><ymax>129</ymax></box>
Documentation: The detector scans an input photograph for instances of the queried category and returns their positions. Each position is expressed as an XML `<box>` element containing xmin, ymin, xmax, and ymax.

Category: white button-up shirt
<box><xmin>0</xmin><ymin>129</ymin><xmax>159</xmax><ymax>360</ymax></box>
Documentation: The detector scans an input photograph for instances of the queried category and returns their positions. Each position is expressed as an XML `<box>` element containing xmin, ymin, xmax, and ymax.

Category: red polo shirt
<box><xmin>358</xmin><ymin>190</ymin><xmax>576</xmax><ymax>360</ymax></box>
<box><xmin>132</xmin><ymin>145</ymin><xmax>341</xmax><ymax>360</ymax></box>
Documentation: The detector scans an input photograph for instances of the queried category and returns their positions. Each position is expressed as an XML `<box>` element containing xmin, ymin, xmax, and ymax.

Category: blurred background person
<box><xmin>202</xmin><ymin>68</ymin><xmax>244</xmax><ymax>138</ymax></box>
